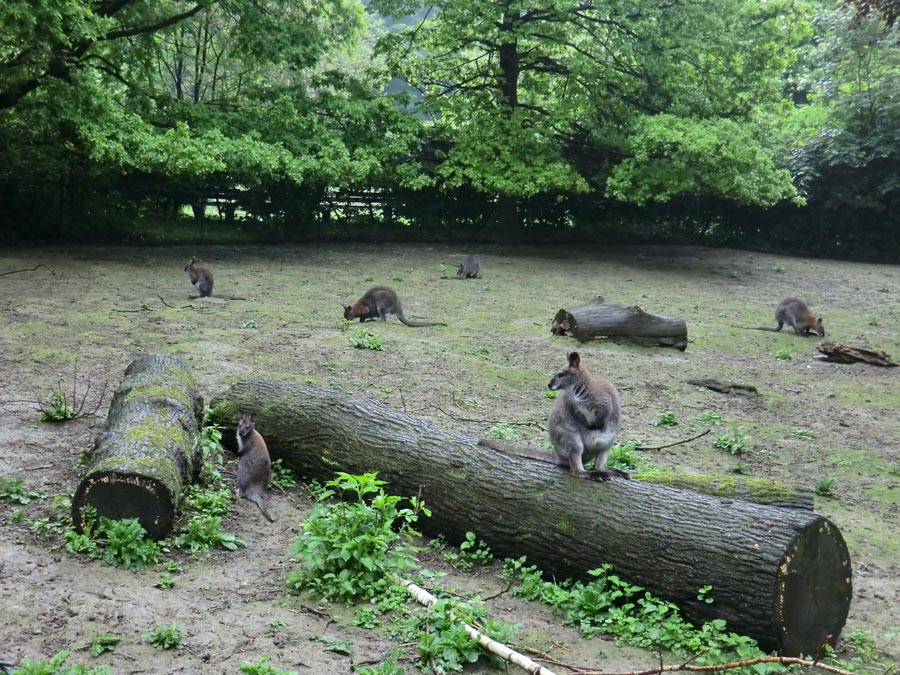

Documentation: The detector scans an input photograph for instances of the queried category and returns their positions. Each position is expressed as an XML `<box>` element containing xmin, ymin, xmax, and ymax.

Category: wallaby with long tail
<box><xmin>775</xmin><ymin>297</ymin><xmax>825</xmax><ymax>336</ymax></box>
<box><xmin>184</xmin><ymin>256</ymin><xmax>214</xmax><ymax>297</ymax></box>
<box><xmin>547</xmin><ymin>351</ymin><xmax>628</xmax><ymax>481</ymax></box>
<box><xmin>457</xmin><ymin>254</ymin><xmax>481</xmax><ymax>279</ymax></box>
<box><xmin>343</xmin><ymin>285</ymin><xmax>447</xmax><ymax>327</ymax></box>
<box><xmin>236</xmin><ymin>413</ymin><xmax>274</xmax><ymax>522</ymax></box>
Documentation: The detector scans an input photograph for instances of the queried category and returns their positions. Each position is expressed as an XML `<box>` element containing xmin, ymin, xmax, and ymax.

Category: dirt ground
<box><xmin>0</xmin><ymin>243</ymin><xmax>898</xmax><ymax>674</ymax></box>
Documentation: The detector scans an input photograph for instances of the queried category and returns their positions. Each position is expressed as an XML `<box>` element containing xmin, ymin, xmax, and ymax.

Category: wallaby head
<box><xmin>184</xmin><ymin>256</ymin><xmax>198</xmax><ymax>272</ymax></box>
<box><xmin>548</xmin><ymin>352</ymin><xmax>584</xmax><ymax>391</ymax></box>
<box><xmin>343</xmin><ymin>304</ymin><xmax>355</xmax><ymax>320</ymax></box>
<box><xmin>237</xmin><ymin>412</ymin><xmax>256</xmax><ymax>439</ymax></box>
<box><xmin>815</xmin><ymin>317</ymin><xmax>825</xmax><ymax>337</ymax></box>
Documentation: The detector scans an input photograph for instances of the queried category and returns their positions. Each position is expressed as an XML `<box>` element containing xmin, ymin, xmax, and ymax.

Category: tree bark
<box><xmin>72</xmin><ymin>354</ymin><xmax>204</xmax><ymax>539</ymax></box>
<box><xmin>815</xmin><ymin>342</ymin><xmax>898</xmax><ymax>367</ymax></box>
<box><xmin>210</xmin><ymin>380</ymin><xmax>851</xmax><ymax>656</ymax></box>
<box><xmin>551</xmin><ymin>299</ymin><xmax>688</xmax><ymax>350</ymax></box>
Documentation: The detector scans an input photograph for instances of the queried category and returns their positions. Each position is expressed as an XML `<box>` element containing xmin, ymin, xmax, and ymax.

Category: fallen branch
<box><xmin>687</xmin><ymin>379</ymin><xmax>758</xmax><ymax>395</ymax></box>
<box><xmin>590</xmin><ymin>654</ymin><xmax>860</xmax><ymax>675</ymax></box>
<box><xmin>815</xmin><ymin>342</ymin><xmax>897</xmax><ymax>367</ymax></box>
<box><xmin>433</xmin><ymin>405</ymin><xmax>546</xmax><ymax>431</ymax></box>
<box><xmin>155</xmin><ymin>293</ymin><xmax>176</xmax><ymax>309</ymax></box>
<box><xmin>0</xmin><ymin>263</ymin><xmax>58</xmax><ymax>278</ymax></box>
<box><xmin>637</xmin><ymin>429</ymin><xmax>710</xmax><ymax>451</ymax></box>
<box><xmin>399</xmin><ymin>577</ymin><xmax>558</xmax><ymax>675</ymax></box>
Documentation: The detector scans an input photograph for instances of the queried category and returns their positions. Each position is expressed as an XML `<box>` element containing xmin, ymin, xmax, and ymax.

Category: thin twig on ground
<box><xmin>0</xmin><ymin>263</ymin><xmax>58</xmax><ymax>278</ymax></box>
<box><xmin>637</xmin><ymin>429</ymin><xmax>710</xmax><ymax>452</ymax></box>
<box><xmin>432</xmin><ymin>405</ymin><xmax>547</xmax><ymax>431</ymax></box>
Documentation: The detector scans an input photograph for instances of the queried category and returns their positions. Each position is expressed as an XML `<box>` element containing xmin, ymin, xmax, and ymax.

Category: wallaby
<box><xmin>343</xmin><ymin>286</ymin><xmax>447</xmax><ymax>327</ymax></box>
<box><xmin>775</xmin><ymin>298</ymin><xmax>824</xmax><ymax>337</ymax></box>
<box><xmin>184</xmin><ymin>256</ymin><xmax>214</xmax><ymax>297</ymax></box>
<box><xmin>457</xmin><ymin>254</ymin><xmax>481</xmax><ymax>279</ymax></box>
<box><xmin>236</xmin><ymin>413</ymin><xmax>274</xmax><ymax>522</ymax></box>
<box><xmin>547</xmin><ymin>351</ymin><xmax>628</xmax><ymax>481</ymax></box>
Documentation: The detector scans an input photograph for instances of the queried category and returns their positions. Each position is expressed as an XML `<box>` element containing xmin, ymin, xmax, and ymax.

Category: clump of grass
<box><xmin>814</xmin><ymin>477</ymin><xmax>837</xmax><ymax>498</ymax></box>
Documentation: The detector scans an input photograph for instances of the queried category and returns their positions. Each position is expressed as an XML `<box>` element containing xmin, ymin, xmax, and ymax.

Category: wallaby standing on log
<box><xmin>184</xmin><ymin>256</ymin><xmax>214</xmax><ymax>297</ymax></box>
<box><xmin>457</xmin><ymin>255</ymin><xmax>481</xmax><ymax>279</ymax></box>
<box><xmin>548</xmin><ymin>351</ymin><xmax>628</xmax><ymax>481</ymax></box>
<box><xmin>236</xmin><ymin>413</ymin><xmax>274</xmax><ymax>522</ymax></box>
<box><xmin>343</xmin><ymin>286</ymin><xmax>447</xmax><ymax>327</ymax></box>
<box><xmin>775</xmin><ymin>298</ymin><xmax>824</xmax><ymax>337</ymax></box>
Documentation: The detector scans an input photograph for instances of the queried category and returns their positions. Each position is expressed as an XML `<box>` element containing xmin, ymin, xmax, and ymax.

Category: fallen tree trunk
<box><xmin>551</xmin><ymin>299</ymin><xmax>688</xmax><ymax>350</ymax></box>
<box><xmin>477</xmin><ymin>438</ymin><xmax>813</xmax><ymax>510</ymax></box>
<box><xmin>72</xmin><ymin>354</ymin><xmax>204</xmax><ymax>539</ymax></box>
<box><xmin>815</xmin><ymin>342</ymin><xmax>898</xmax><ymax>367</ymax></box>
<box><xmin>211</xmin><ymin>380</ymin><xmax>851</xmax><ymax>656</ymax></box>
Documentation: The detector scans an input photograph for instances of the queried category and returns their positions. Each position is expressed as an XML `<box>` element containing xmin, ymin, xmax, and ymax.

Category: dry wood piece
<box><xmin>687</xmin><ymin>379</ymin><xmax>759</xmax><ymax>395</ymax></box>
<box><xmin>72</xmin><ymin>354</ymin><xmax>204</xmax><ymax>539</ymax></box>
<box><xmin>551</xmin><ymin>299</ymin><xmax>688</xmax><ymax>350</ymax></box>
<box><xmin>815</xmin><ymin>342</ymin><xmax>898</xmax><ymax>367</ymax></box>
<box><xmin>211</xmin><ymin>380</ymin><xmax>851</xmax><ymax>656</ymax></box>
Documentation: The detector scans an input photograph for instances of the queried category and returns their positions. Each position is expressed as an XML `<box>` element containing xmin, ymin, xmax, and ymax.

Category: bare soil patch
<box><xmin>1</xmin><ymin>244</ymin><xmax>898</xmax><ymax>673</ymax></box>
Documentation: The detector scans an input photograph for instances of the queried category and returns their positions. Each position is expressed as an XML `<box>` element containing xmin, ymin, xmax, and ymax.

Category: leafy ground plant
<box><xmin>608</xmin><ymin>442</ymin><xmax>643</xmax><ymax>471</ymax></box>
<box><xmin>0</xmin><ymin>477</ymin><xmax>45</xmax><ymax>504</ymax></box>
<box><xmin>12</xmin><ymin>650</ymin><xmax>110</xmax><ymax>675</ymax></box>
<box><xmin>238</xmin><ymin>655</ymin><xmax>298</xmax><ymax>675</ymax></box>
<box><xmin>348</xmin><ymin>328</ymin><xmax>385</xmax><ymax>351</ymax></box>
<box><xmin>815</xmin><ymin>477</ymin><xmax>837</xmax><ymax>497</ymax></box>
<box><xmin>89</xmin><ymin>631</ymin><xmax>121</xmax><ymax>657</ymax></box>
<box><xmin>713</xmin><ymin>426</ymin><xmax>748</xmax><ymax>455</ymax></box>
<box><xmin>145</xmin><ymin>623</ymin><xmax>184</xmax><ymax>650</ymax></box>
<box><xmin>97</xmin><ymin>517</ymin><xmax>161</xmax><ymax>569</ymax></box>
<box><xmin>174</xmin><ymin>515</ymin><xmax>245</xmax><ymax>552</ymax></box>
<box><xmin>486</xmin><ymin>423</ymin><xmax>517</xmax><ymax>440</ymax></box>
<box><xmin>696</xmin><ymin>410</ymin><xmax>722</xmax><ymax>425</ymax></box>
<box><xmin>286</xmin><ymin>472</ymin><xmax>429</xmax><ymax>604</ymax></box>
<box><xmin>650</xmin><ymin>411</ymin><xmax>678</xmax><ymax>427</ymax></box>
<box><xmin>443</xmin><ymin>531</ymin><xmax>493</xmax><ymax>571</ymax></box>
<box><xmin>270</xmin><ymin>459</ymin><xmax>298</xmax><ymax>490</ymax></box>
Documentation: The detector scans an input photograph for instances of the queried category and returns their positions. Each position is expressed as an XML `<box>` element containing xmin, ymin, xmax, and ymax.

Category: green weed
<box><xmin>730</xmin><ymin>462</ymin><xmax>750</xmax><ymax>475</ymax></box>
<box><xmin>608</xmin><ymin>443</ymin><xmax>642</xmax><ymax>471</ymax></box>
<box><xmin>486</xmin><ymin>423</ymin><xmax>517</xmax><ymax>440</ymax></box>
<box><xmin>174</xmin><ymin>515</ymin><xmax>245</xmax><ymax>552</ymax></box>
<box><xmin>286</xmin><ymin>472</ymin><xmax>429</xmax><ymax>604</ymax></box>
<box><xmin>40</xmin><ymin>388</ymin><xmax>78</xmax><ymax>422</ymax></box>
<box><xmin>241</xmin><ymin>319</ymin><xmax>258</xmax><ymax>329</ymax></box>
<box><xmin>444</xmin><ymin>531</ymin><xmax>493</xmax><ymax>571</ymax></box>
<box><xmin>353</xmin><ymin>606</ymin><xmax>383</xmax><ymax>628</ymax></box>
<box><xmin>0</xmin><ymin>477</ymin><xmax>45</xmax><ymax>504</ymax></box>
<box><xmin>155</xmin><ymin>574</ymin><xmax>175</xmax><ymax>589</ymax></box>
<box><xmin>270</xmin><ymin>459</ymin><xmax>298</xmax><ymax>490</ymax></box>
<box><xmin>97</xmin><ymin>517</ymin><xmax>161</xmax><ymax>569</ymax></box>
<box><xmin>791</xmin><ymin>428</ymin><xmax>816</xmax><ymax>440</ymax></box>
<box><xmin>348</xmin><ymin>328</ymin><xmax>385</xmax><ymax>351</ymax></box>
<box><xmin>145</xmin><ymin>623</ymin><xmax>184</xmax><ymax>650</ymax></box>
<box><xmin>12</xmin><ymin>650</ymin><xmax>110</xmax><ymax>674</ymax></box>
<box><xmin>772</xmin><ymin>347</ymin><xmax>793</xmax><ymax>361</ymax></box>
<box><xmin>89</xmin><ymin>632</ymin><xmax>121</xmax><ymax>657</ymax></box>
<box><xmin>696</xmin><ymin>411</ymin><xmax>722</xmax><ymax>425</ymax></box>
<box><xmin>713</xmin><ymin>426</ymin><xmax>748</xmax><ymax>455</ymax></box>
<box><xmin>239</xmin><ymin>656</ymin><xmax>298</xmax><ymax>675</ymax></box>
<box><xmin>650</xmin><ymin>411</ymin><xmax>678</xmax><ymax>427</ymax></box>
<box><xmin>814</xmin><ymin>477</ymin><xmax>837</xmax><ymax>498</ymax></box>
<box><xmin>182</xmin><ymin>485</ymin><xmax>231</xmax><ymax>517</ymax></box>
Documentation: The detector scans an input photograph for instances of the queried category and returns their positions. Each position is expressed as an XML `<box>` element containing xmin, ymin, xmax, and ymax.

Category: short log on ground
<box><xmin>211</xmin><ymin>380</ymin><xmax>851</xmax><ymax>656</ymax></box>
<box><xmin>551</xmin><ymin>299</ymin><xmax>688</xmax><ymax>350</ymax></box>
<box><xmin>72</xmin><ymin>354</ymin><xmax>204</xmax><ymax>539</ymax></box>
<box><xmin>815</xmin><ymin>342</ymin><xmax>898</xmax><ymax>367</ymax></box>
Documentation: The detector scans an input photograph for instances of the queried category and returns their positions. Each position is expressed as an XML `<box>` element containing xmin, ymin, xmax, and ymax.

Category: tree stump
<box><xmin>815</xmin><ymin>342</ymin><xmax>898</xmax><ymax>367</ymax></box>
<box><xmin>72</xmin><ymin>354</ymin><xmax>204</xmax><ymax>539</ymax></box>
<box><xmin>551</xmin><ymin>299</ymin><xmax>688</xmax><ymax>350</ymax></box>
<box><xmin>211</xmin><ymin>380</ymin><xmax>851</xmax><ymax>656</ymax></box>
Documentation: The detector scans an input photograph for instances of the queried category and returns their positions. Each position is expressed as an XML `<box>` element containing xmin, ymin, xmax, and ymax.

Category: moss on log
<box><xmin>211</xmin><ymin>380</ymin><xmax>851</xmax><ymax>656</ymax></box>
<box><xmin>72</xmin><ymin>354</ymin><xmax>203</xmax><ymax>539</ymax></box>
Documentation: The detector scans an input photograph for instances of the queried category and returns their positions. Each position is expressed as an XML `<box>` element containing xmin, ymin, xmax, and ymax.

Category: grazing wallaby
<box><xmin>184</xmin><ymin>256</ymin><xmax>214</xmax><ymax>297</ymax></box>
<box><xmin>343</xmin><ymin>286</ymin><xmax>447</xmax><ymax>327</ymax></box>
<box><xmin>548</xmin><ymin>351</ymin><xmax>628</xmax><ymax>481</ymax></box>
<box><xmin>236</xmin><ymin>413</ymin><xmax>274</xmax><ymax>522</ymax></box>
<box><xmin>775</xmin><ymin>298</ymin><xmax>824</xmax><ymax>337</ymax></box>
<box><xmin>457</xmin><ymin>254</ymin><xmax>481</xmax><ymax>279</ymax></box>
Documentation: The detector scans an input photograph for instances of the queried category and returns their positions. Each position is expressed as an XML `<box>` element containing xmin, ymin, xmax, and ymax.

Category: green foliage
<box><xmin>183</xmin><ymin>486</ymin><xmax>231</xmax><ymax>517</ymax></box>
<box><xmin>97</xmin><ymin>517</ymin><xmax>160</xmax><ymax>569</ymax></box>
<box><xmin>505</xmin><ymin>559</ymin><xmax>770</xmax><ymax>669</ymax></box>
<box><xmin>696</xmin><ymin>411</ymin><xmax>722</xmax><ymax>426</ymax></box>
<box><xmin>348</xmin><ymin>328</ymin><xmax>385</xmax><ymax>351</ymax></box>
<box><xmin>697</xmin><ymin>585</ymin><xmax>715</xmax><ymax>605</ymax></box>
<box><xmin>88</xmin><ymin>632</ymin><xmax>120</xmax><ymax>658</ymax></box>
<box><xmin>772</xmin><ymin>347</ymin><xmax>794</xmax><ymax>361</ymax></box>
<box><xmin>486</xmin><ymin>423</ymin><xmax>517</xmax><ymax>440</ymax></box>
<box><xmin>713</xmin><ymin>427</ymin><xmax>748</xmax><ymax>455</ymax></box>
<box><xmin>0</xmin><ymin>477</ymin><xmax>45</xmax><ymax>504</ymax></box>
<box><xmin>238</xmin><ymin>656</ymin><xmax>298</xmax><ymax>675</ymax></box>
<box><xmin>64</xmin><ymin>530</ymin><xmax>98</xmax><ymax>556</ymax></box>
<box><xmin>41</xmin><ymin>388</ymin><xmax>77</xmax><ymax>421</ymax></box>
<box><xmin>543</xmin><ymin>390</ymin><xmax>559</xmax><ymax>400</ymax></box>
<box><xmin>174</xmin><ymin>515</ymin><xmax>245</xmax><ymax>552</ymax></box>
<box><xmin>145</xmin><ymin>623</ymin><xmax>184</xmax><ymax>650</ymax></box>
<box><xmin>607</xmin><ymin>443</ymin><xmax>643</xmax><ymax>472</ymax></box>
<box><xmin>443</xmin><ymin>532</ymin><xmax>493</xmax><ymax>571</ymax></box>
<box><xmin>270</xmin><ymin>459</ymin><xmax>299</xmax><ymax>490</ymax></box>
<box><xmin>353</xmin><ymin>606</ymin><xmax>383</xmax><ymax>629</ymax></box>
<box><xmin>312</xmin><ymin>635</ymin><xmax>351</xmax><ymax>655</ymax></box>
<box><xmin>6</xmin><ymin>506</ymin><xmax>27</xmax><ymax>524</ymax></box>
<box><xmin>198</xmin><ymin>407</ymin><xmax>226</xmax><ymax>487</ymax></box>
<box><xmin>650</xmin><ymin>411</ymin><xmax>679</xmax><ymax>427</ymax></box>
<box><xmin>791</xmin><ymin>428</ymin><xmax>816</xmax><ymax>440</ymax></box>
<box><xmin>155</xmin><ymin>574</ymin><xmax>175</xmax><ymax>589</ymax></box>
<box><xmin>12</xmin><ymin>650</ymin><xmax>110</xmax><ymax>675</ymax></box>
<box><xmin>355</xmin><ymin>656</ymin><xmax>406</xmax><ymax>675</ymax></box>
<box><xmin>814</xmin><ymin>477</ymin><xmax>837</xmax><ymax>498</ymax></box>
<box><xmin>286</xmin><ymin>472</ymin><xmax>429</xmax><ymax>604</ymax></box>
<box><xmin>241</xmin><ymin>320</ymin><xmax>259</xmax><ymax>329</ymax></box>
<box><xmin>731</xmin><ymin>462</ymin><xmax>750</xmax><ymax>475</ymax></box>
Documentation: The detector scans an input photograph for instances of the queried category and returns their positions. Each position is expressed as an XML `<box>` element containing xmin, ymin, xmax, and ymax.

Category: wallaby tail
<box><xmin>396</xmin><ymin>310</ymin><xmax>447</xmax><ymax>327</ymax></box>
<box><xmin>732</xmin><ymin>325</ymin><xmax>779</xmax><ymax>332</ymax></box>
<box><xmin>477</xmin><ymin>438</ymin><xmax>563</xmax><ymax>466</ymax></box>
<box><xmin>249</xmin><ymin>494</ymin><xmax>274</xmax><ymax>522</ymax></box>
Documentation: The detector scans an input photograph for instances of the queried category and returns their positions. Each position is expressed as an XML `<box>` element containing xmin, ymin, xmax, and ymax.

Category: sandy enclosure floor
<box><xmin>0</xmin><ymin>243</ymin><xmax>898</xmax><ymax>673</ymax></box>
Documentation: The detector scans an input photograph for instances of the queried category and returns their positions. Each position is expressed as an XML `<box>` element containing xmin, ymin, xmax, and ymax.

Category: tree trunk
<box><xmin>815</xmin><ymin>342</ymin><xmax>897</xmax><ymax>367</ymax></box>
<box><xmin>72</xmin><ymin>354</ymin><xmax>204</xmax><ymax>540</ymax></box>
<box><xmin>552</xmin><ymin>299</ymin><xmax>688</xmax><ymax>350</ymax></box>
<box><xmin>210</xmin><ymin>380</ymin><xmax>851</xmax><ymax>656</ymax></box>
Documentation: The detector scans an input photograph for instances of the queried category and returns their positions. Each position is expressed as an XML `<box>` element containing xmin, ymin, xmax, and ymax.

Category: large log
<box><xmin>72</xmin><ymin>354</ymin><xmax>204</xmax><ymax>539</ymax></box>
<box><xmin>210</xmin><ymin>380</ymin><xmax>851</xmax><ymax>656</ymax></box>
<box><xmin>815</xmin><ymin>342</ymin><xmax>898</xmax><ymax>367</ymax></box>
<box><xmin>551</xmin><ymin>299</ymin><xmax>688</xmax><ymax>350</ymax></box>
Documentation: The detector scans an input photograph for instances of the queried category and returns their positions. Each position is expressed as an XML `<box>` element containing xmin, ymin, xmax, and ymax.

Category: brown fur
<box><xmin>457</xmin><ymin>254</ymin><xmax>481</xmax><ymax>279</ymax></box>
<box><xmin>775</xmin><ymin>298</ymin><xmax>824</xmax><ymax>337</ymax></box>
<box><xmin>547</xmin><ymin>352</ymin><xmax>627</xmax><ymax>481</ymax></box>
<box><xmin>184</xmin><ymin>257</ymin><xmax>214</xmax><ymax>297</ymax></box>
<box><xmin>343</xmin><ymin>285</ymin><xmax>446</xmax><ymax>327</ymax></box>
<box><xmin>236</xmin><ymin>413</ymin><xmax>273</xmax><ymax>522</ymax></box>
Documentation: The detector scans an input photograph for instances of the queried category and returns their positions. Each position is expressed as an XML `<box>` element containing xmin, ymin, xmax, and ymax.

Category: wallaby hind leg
<box><xmin>588</xmin><ymin>448</ymin><xmax>630</xmax><ymax>481</ymax></box>
<box><xmin>775</xmin><ymin>320</ymin><xmax>784</xmax><ymax>331</ymax></box>
<box><xmin>553</xmin><ymin>436</ymin><xmax>593</xmax><ymax>479</ymax></box>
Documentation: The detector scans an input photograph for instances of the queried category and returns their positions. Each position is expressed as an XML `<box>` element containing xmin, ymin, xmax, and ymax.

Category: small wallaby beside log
<box><xmin>343</xmin><ymin>286</ymin><xmax>447</xmax><ymax>327</ymax></box>
<box><xmin>776</xmin><ymin>298</ymin><xmax>824</xmax><ymax>337</ymax></box>
<box><xmin>457</xmin><ymin>255</ymin><xmax>480</xmax><ymax>279</ymax></box>
<box><xmin>236</xmin><ymin>413</ymin><xmax>274</xmax><ymax>522</ymax></box>
<box><xmin>548</xmin><ymin>351</ymin><xmax>627</xmax><ymax>481</ymax></box>
<box><xmin>184</xmin><ymin>256</ymin><xmax>214</xmax><ymax>297</ymax></box>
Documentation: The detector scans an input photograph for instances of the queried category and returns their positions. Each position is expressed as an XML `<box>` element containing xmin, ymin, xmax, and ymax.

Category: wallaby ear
<box><xmin>817</xmin><ymin>318</ymin><xmax>823</xmax><ymax>326</ymax></box>
<box><xmin>567</xmin><ymin>352</ymin><xmax>581</xmax><ymax>368</ymax></box>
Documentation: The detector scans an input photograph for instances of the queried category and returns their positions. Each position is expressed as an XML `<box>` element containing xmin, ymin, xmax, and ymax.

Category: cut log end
<box><xmin>777</xmin><ymin>518</ymin><xmax>852</xmax><ymax>657</ymax></box>
<box><xmin>552</xmin><ymin>302</ymin><xmax>688</xmax><ymax>350</ymax></box>
<box><xmin>72</xmin><ymin>471</ymin><xmax>175</xmax><ymax>540</ymax></box>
